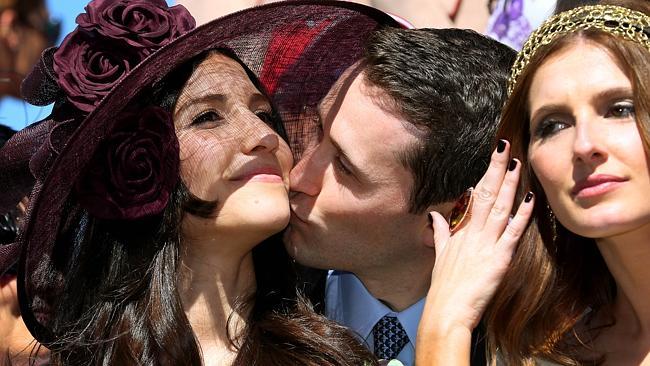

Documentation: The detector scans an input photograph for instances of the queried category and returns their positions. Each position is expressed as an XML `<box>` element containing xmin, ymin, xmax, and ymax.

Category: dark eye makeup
<box><xmin>191</xmin><ymin>110</ymin><xmax>222</xmax><ymax>125</ymax></box>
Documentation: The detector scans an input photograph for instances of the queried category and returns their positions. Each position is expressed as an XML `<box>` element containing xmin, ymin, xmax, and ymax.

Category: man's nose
<box><xmin>290</xmin><ymin>144</ymin><xmax>325</xmax><ymax>197</ymax></box>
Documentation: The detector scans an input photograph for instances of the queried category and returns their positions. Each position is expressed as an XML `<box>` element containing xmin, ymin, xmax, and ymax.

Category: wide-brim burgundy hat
<box><xmin>0</xmin><ymin>0</ymin><xmax>399</xmax><ymax>344</ymax></box>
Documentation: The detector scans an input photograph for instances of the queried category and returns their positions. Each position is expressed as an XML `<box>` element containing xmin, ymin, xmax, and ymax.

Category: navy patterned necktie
<box><xmin>372</xmin><ymin>315</ymin><xmax>409</xmax><ymax>360</ymax></box>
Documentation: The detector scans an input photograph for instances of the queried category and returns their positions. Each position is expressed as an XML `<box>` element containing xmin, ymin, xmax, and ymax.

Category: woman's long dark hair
<box><xmin>43</xmin><ymin>50</ymin><xmax>375</xmax><ymax>366</ymax></box>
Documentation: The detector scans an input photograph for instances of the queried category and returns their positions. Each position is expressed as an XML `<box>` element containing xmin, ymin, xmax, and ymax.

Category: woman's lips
<box><xmin>240</xmin><ymin>173</ymin><xmax>283</xmax><ymax>183</ymax></box>
<box><xmin>231</xmin><ymin>164</ymin><xmax>283</xmax><ymax>183</ymax></box>
<box><xmin>572</xmin><ymin>174</ymin><xmax>627</xmax><ymax>199</ymax></box>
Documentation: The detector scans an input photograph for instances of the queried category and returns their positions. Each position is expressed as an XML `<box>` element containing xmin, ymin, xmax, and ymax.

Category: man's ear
<box><xmin>421</xmin><ymin>201</ymin><xmax>454</xmax><ymax>249</ymax></box>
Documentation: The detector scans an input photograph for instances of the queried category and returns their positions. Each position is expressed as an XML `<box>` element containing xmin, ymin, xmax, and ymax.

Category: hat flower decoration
<box><xmin>48</xmin><ymin>0</ymin><xmax>195</xmax><ymax>220</ymax></box>
<box><xmin>54</xmin><ymin>0</ymin><xmax>195</xmax><ymax>113</ymax></box>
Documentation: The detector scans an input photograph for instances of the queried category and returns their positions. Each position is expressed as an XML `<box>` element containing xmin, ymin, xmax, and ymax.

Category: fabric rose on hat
<box><xmin>76</xmin><ymin>0</ymin><xmax>195</xmax><ymax>56</ymax></box>
<box><xmin>75</xmin><ymin>106</ymin><xmax>179</xmax><ymax>220</ymax></box>
<box><xmin>53</xmin><ymin>30</ymin><xmax>142</xmax><ymax>113</ymax></box>
<box><xmin>53</xmin><ymin>0</ymin><xmax>195</xmax><ymax>113</ymax></box>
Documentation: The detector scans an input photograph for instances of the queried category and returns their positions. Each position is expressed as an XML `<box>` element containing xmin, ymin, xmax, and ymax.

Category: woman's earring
<box><xmin>547</xmin><ymin>203</ymin><xmax>557</xmax><ymax>243</ymax></box>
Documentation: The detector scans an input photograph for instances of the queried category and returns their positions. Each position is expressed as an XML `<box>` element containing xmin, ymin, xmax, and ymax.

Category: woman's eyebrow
<box><xmin>591</xmin><ymin>87</ymin><xmax>633</xmax><ymax>104</ymax></box>
<box><xmin>175</xmin><ymin>93</ymin><xmax>226</xmax><ymax>117</ymax></box>
<box><xmin>530</xmin><ymin>104</ymin><xmax>568</xmax><ymax>125</ymax></box>
<box><xmin>249</xmin><ymin>92</ymin><xmax>268</xmax><ymax>106</ymax></box>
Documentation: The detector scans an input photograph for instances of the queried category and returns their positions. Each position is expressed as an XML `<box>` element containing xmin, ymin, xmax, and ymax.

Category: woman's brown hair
<box><xmin>485</xmin><ymin>1</ymin><xmax>650</xmax><ymax>364</ymax></box>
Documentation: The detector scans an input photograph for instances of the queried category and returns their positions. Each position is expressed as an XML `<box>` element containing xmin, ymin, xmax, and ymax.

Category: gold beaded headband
<box><xmin>508</xmin><ymin>5</ymin><xmax>650</xmax><ymax>96</ymax></box>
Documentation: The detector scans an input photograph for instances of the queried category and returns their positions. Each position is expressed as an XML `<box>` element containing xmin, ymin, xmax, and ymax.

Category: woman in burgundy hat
<box><xmin>0</xmin><ymin>0</ymin><xmax>400</xmax><ymax>364</ymax></box>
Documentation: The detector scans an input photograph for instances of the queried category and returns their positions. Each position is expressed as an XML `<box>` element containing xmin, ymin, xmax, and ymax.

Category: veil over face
<box><xmin>175</xmin><ymin>52</ymin><xmax>293</xmax><ymax>252</ymax></box>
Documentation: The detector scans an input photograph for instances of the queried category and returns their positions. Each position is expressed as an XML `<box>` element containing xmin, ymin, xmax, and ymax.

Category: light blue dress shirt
<box><xmin>325</xmin><ymin>270</ymin><xmax>425</xmax><ymax>366</ymax></box>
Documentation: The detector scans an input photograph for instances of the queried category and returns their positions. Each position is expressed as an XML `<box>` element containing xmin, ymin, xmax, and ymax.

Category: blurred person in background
<box><xmin>178</xmin><ymin>0</ymin><xmax>490</xmax><ymax>30</ymax></box>
<box><xmin>486</xmin><ymin>0</ymin><xmax>599</xmax><ymax>50</ymax></box>
<box><xmin>486</xmin><ymin>0</ymin><xmax>556</xmax><ymax>50</ymax></box>
<box><xmin>0</xmin><ymin>0</ymin><xmax>58</xmax><ymax>98</ymax></box>
<box><xmin>554</xmin><ymin>0</ymin><xmax>599</xmax><ymax>13</ymax></box>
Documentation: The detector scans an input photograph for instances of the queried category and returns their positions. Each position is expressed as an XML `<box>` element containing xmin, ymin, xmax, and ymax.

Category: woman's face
<box><xmin>527</xmin><ymin>40</ymin><xmax>650</xmax><ymax>239</ymax></box>
<box><xmin>174</xmin><ymin>52</ymin><xmax>293</xmax><ymax>247</ymax></box>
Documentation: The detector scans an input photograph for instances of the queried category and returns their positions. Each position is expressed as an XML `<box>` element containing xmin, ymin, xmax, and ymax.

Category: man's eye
<box><xmin>334</xmin><ymin>156</ymin><xmax>353</xmax><ymax>176</ymax></box>
<box><xmin>191</xmin><ymin>110</ymin><xmax>222</xmax><ymax>125</ymax></box>
<box><xmin>606</xmin><ymin>102</ymin><xmax>635</xmax><ymax>119</ymax></box>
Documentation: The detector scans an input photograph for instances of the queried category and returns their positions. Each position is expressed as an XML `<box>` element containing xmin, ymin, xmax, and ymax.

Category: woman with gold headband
<box><xmin>416</xmin><ymin>0</ymin><xmax>650</xmax><ymax>365</ymax></box>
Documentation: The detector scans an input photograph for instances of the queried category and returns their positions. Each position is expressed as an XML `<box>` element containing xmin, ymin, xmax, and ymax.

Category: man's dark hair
<box><xmin>362</xmin><ymin>27</ymin><xmax>516</xmax><ymax>213</ymax></box>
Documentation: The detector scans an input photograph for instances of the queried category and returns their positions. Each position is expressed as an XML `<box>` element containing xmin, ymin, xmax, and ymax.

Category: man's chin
<box><xmin>282</xmin><ymin>227</ymin><xmax>327</xmax><ymax>269</ymax></box>
<box><xmin>282</xmin><ymin>225</ymin><xmax>294</xmax><ymax>249</ymax></box>
<box><xmin>282</xmin><ymin>226</ymin><xmax>306</xmax><ymax>260</ymax></box>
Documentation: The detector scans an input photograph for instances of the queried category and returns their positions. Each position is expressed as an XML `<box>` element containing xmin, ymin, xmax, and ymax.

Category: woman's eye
<box><xmin>606</xmin><ymin>102</ymin><xmax>635</xmax><ymax>119</ymax></box>
<box><xmin>255</xmin><ymin>110</ymin><xmax>275</xmax><ymax>125</ymax></box>
<box><xmin>535</xmin><ymin>119</ymin><xmax>569</xmax><ymax>139</ymax></box>
<box><xmin>191</xmin><ymin>110</ymin><xmax>222</xmax><ymax>125</ymax></box>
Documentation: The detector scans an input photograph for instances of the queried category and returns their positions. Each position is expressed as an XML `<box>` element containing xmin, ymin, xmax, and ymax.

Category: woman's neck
<box><xmin>596</xmin><ymin>222</ymin><xmax>650</xmax><ymax>348</ymax></box>
<box><xmin>179</xmin><ymin>238</ymin><xmax>257</xmax><ymax>365</ymax></box>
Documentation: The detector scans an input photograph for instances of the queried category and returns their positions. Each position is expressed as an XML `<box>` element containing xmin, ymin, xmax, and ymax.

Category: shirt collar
<box><xmin>330</xmin><ymin>271</ymin><xmax>425</xmax><ymax>345</ymax></box>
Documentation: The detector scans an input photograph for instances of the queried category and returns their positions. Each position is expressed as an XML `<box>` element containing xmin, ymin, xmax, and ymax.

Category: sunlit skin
<box><xmin>285</xmin><ymin>66</ymin><xmax>439</xmax><ymax>312</ymax></box>
<box><xmin>528</xmin><ymin>40</ymin><xmax>650</xmax><ymax>364</ymax></box>
<box><xmin>173</xmin><ymin>52</ymin><xmax>293</xmax><ymax>365</ymax></box>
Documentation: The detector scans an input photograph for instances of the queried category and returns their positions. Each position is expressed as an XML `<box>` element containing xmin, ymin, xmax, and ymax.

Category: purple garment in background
<box><xmin>486</xmin><ymin>0</ymin><xmax>532</xmax><ymax>50</ymax></box>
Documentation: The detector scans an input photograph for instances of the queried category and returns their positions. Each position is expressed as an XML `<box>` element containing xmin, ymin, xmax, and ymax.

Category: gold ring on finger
<box><xmin>447</xmin><ymin>187</ymin><xmax>474</xmax><ymax>234</ymax></box>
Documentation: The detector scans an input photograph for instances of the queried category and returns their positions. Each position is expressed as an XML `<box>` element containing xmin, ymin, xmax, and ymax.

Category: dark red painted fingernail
<box><xmin>497</xmin><ymin>139</ymin><xmax>507</xmax><ymax>153</ymax></box>
<box><xmin>508</xmin><ymin>159</ymin><xmax>518</xmax><ymax>171</ymax></box>
<box><xmin>525</xmin><ymin>192</ymin><xmax>534</xmax><ymax>202</ymax></box>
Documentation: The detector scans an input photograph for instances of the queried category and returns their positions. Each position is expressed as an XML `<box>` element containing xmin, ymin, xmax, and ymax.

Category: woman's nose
<box><xmin>572</xmin><ymin>116</ymin><xmax>608</xmax><ymax>165</ymax></box>
<box><xmin>240</xmin><ymin>111</ymin><xmax>280</xmax><ymax>154</ymax></box>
